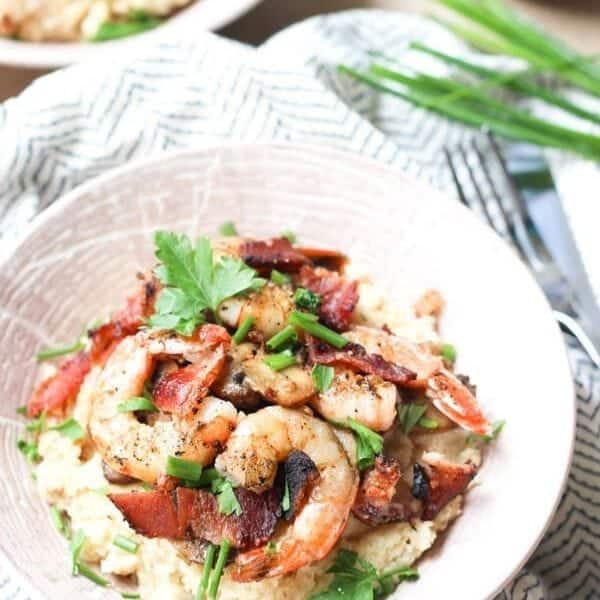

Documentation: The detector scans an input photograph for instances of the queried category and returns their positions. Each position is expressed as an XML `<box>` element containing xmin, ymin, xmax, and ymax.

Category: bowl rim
<box><xmin>0</xmin><ymin>0</ymin><xmax>262</xmax><ymax>69</ymax></box>
<box><xmin>0</xmin><ymin>142</ymin><xmax>576</xmax><ymax>599</ymax></box>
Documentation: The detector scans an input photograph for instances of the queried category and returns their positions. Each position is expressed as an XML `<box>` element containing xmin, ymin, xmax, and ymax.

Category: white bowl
<box><xmin>0</xmin><ymin>0</ymin><xmax>262</xmax><ymax>68</ymax></box>
<box><xmin>0</xmin><ymin>143</ymin><xmax>574</xmax><ymax>599</ymax></box>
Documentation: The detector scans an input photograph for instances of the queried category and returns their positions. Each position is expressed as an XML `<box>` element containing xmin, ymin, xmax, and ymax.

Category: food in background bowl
<box><xmin>0</xmin><ymin>0</ymin><xmax>191</xmax><ymax>42</ymax></box>
<box><xmin>17</xmin><ymin>228</ymin><xmax>502</xmax><ymax>599</ymax></box>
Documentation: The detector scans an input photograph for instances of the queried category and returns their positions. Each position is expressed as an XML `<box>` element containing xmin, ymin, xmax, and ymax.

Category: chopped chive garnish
<box><xmin>36</xmin><ymin>332</ymin><xmax>88</xmax><ymax>362</ymax></box>
<box><xmin>50</xmin><ymin>505</ymin><xmax>67</xmax><ymax>536</ymax></box>
<box><xmin>293</xmin><ymin>288</ymin><xmax>321</xmax><ymax>313</ymax></box>
<box><xmin>232</xmin><ymin>316</ymin><xmax>254</xmax><ymax>345</ymax></box>
<box><xmin>288</xmin><ymin>311</ymin><xmax>348</xmax><ymax>349</ymax></box>
<box><xmin>197</xmin><ymin>543</ymin><xmax>217</xmax><ymax>600</ymax></box>
<box><xmin>440</xmin><ymin>343</ymin><xmax>457</xmax><ymax>363</ymax></box>
<box><xmin>281</xmin><ymin>230</ymin><xmax>297</xmax><ymax>244</ymax></box>
<box><xmin>17</xmin><ymin>439</ymin><xmax>40</xmax><ymax>463</ymax></box>
<box><xmin>117</xmin><ymin>396</ymin><xmax>158</xmax><ymax>413</ymax></box>
<box><xmin>312</xmin><ymin>364</ymin><xmax>334</xmax><ymax>393</ymax></box>
<box><xmin>263</xmin><ymin>349</ymin><xmax>297</xmax><ymax>371</ymax></box>
<box><xmin>418</xmin><ymin>417</ymin><xmax>439</xmax><ymax>429</ymax></box>
<box><xmin>281</xmin><ymin>480</ymin><xmax>291</xmax><ymax>512</ymax></box>
<box><xmin>121</xmin><ymin>593</ymin><xmax>141</xmax><ymax>599</ymax></box>
<box><xmin>468</xmin><ymin>419</ymin><xmax>506</xmax><ymax>444</ymax></box>
<box><xmin>76</xmin><ymin>562</ymin><xmax>109</xmax><ymax>587</ymax></box>
<box><xmin>70</xmin><ymin>529</ymin><xmax>86</xmax><ymax>575</ymax></box>
<box><xmin>270</xmin><ymin>270</ymin><xmax>291</xmax><ymax>286</ymax></box>
<box><xmin>334</xmin><ymin>418</ymin><xmax>383</xmax><ymax>470</ymax></box>
<box><xmin>207</xmin><ymin>539</ymin><xmax>231</xmax><ymax>599</ymax></box>
<box><xmin>16</xmin><ymin>406</ymin><xmax>27</xmax><ymax>416</ymax></box>
<box><xmin>166</xmin><ymin>456</ymin><xmax>203</xmax><ymax>482</ymax></box>
<box><xmin>266</xmin><ymin>325</ymin><xmax>298</xmax><ymax>352</ymax></box>
<box><xmin>50</xmin><ymin>418</ymin><xmax>85</xmax><ymax>441</ymax></box>
<box><xmin>399</xmin><ymin>403</ymin><xmax>428</xmax><ymax>435</ymax></box>
<box><xmin>113</xmin><ymin>535</ymin><xmax>139</xmax><ymax>554</ymax></box>
<box><xmin>219</xmin><ymin>221</ymin><xmax>238</xmax><ymax>237</ymax></box>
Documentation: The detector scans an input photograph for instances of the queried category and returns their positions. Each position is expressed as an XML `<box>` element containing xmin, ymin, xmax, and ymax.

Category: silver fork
<box><xmin>445</xmin><ymin>133</ymin><xmax>600</xmax><ymax>367</ymax></box>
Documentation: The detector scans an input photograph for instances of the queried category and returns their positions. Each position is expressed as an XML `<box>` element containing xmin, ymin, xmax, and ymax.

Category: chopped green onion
<box><xmin>288</xmin><ymin>311</ymin><xmax>348</xmax><ymax>349</ymax></box>
<box><xmin>266</xmin><ymin>325</ymin><xmax>298</xmax><ymax>352</ymax></box>
<box><xmin>70</xmin><ymin>529</ymin><xmax>86</xmax><ymax>575</ymax></box>
<box><xmin>440</xmin><ymin>343</ymin><xmax>457</xmax><ymax>363</ymax></box>
<box><xmin>140</xmin><ymin>482</ymin><xmax>153</xmax><ymax>491</ymax></box>
<box><xmin>270</xmin><ymin>270</ymin><xmax>291</xmax><ymax>286</ymax></box>
<box><xmin>76</xmin><ymin>563</ymin><xmax>110</xmax><ymax>587</ymax></box>
<box><xmin>468</xmin><ymin>419</ymin><xmax>506</xmax><ymax>444</ymax></box>
<box><xmin>263</xmin><ymin>349</ymin><xmax>297</xmax><ymax>371</ymax></box>
<box><xmin>93</xmin><ymin>486</ymin><xmax>110</xmax><ymax>495</ymax></box>
<box><xmin>196</xmin><ymin>467</ymin><xmax>221</xmax><ymax>487</ymax></box>
<box><xmin>121</xmin><ymin>593</ymin><xmax>141</xmax><ymax>599</ymax></box>
<box><xmin>281</xmin><ymin>230</ymin><xmax>297</xmax><ymax>244</ymax></box>
<box><xmin>293</xmin><ymin>288</ymin><xmax>322</xmax><ymax>313</ymax></box>
<box><xmin>50</xmin><ymin>418</ymin><xmax>85</xmax><ymax>441</ymax></box>
<box><xmin>26</xmin><ymin>412</ymin><xmax>46</xmax><ymax>434</ymax></box>
<box><xmin>266</xmin><ymin>541</ymin><xmax>277</xmax><ymax>555</ymax></box>
<box><xmin>113</xmin><ymin>535</ymin><xmax>139</xmax><ymax>554</ymax></box>
<box><xmin>219</xmin><ymin>221</ymin><xmax>238</xmax><ymax>237</ymax></box>
<box><xmin>36</xmin><ymin>330</ymin><xmax>88</xmax><ymax>362</ymax></box>
<box><xmin>197</xmin><ymin>543</ymin><xmax>217</xmax><ymax>600</ymax></box>
<box><xmin>399</xmin><ymin>404</ymin><xmax>428</xmax><ymax>435</ymax></box>
<box><xmin>117</xmin><ymin>397</ymin><xmax>158</xmax><ymax>413</ymax></box>
<box><xmin>232</xmin><ymin>316</ymin><xmax>255</xmax><ymax>345</ymax></box>
<box><xmin>207</xmin><ymin>540</ymin><xmax>231</xmax><ymax>599</ymax></box>
<box><xmin>17</xmin><ymin>439</ymin><xmax>40</xmax><ymax>464</ymax></box>
<box><xmin>312</xmin><ymin>364</ymin><xmax>335</xmax><ymax>393</ymax></box>
<box><xmin>16</xmin><ymin>406</ymin><xmax>27</xmax><ymax>416</ymax></box>
<box><xmin>50</xmin><ymin>505</ymin><xmax>67</xmax><ymax>536</ymax></box>
<box><xmin>91</xmin><ymin>10</ymin><xmax>162</xmax><ymax>42</ymax></box>
<box><xmin>418</xmin><ymin>417</ymin><xmax>439</xmax><ymax>430</ymax></box>
<box><xmin>166</xmin><ymin>456</ymin><xmax>203</xmax><ymax>483</ymax></box>
<box><xmin>281</xmin><ymin>480</ymin><xmax>291</xmax><ymax>512</ymax></box>
<box><xmin>334</xmin><ymin>418</ymin><xmax>383</xmax><ymax>470</ymax></box>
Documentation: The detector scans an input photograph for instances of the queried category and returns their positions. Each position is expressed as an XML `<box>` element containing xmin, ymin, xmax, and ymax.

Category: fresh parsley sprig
<box><xmin>148</xmin><ymin>232</ymin><xmax>265</xmax><ymax>335</ymax></box>
<box><xmin>310</xmin><ymin>549</ymin><xmax>418</xmax><ymax>599</ymax></box>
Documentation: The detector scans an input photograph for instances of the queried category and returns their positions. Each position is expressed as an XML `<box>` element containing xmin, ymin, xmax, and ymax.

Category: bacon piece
<box><xmin>297</xmin><ymin>266</ymin><xmax>358</xmax><ymax>331</ymax></box>
<box><xmin>111</xmin><ymin>487</ymin><xmax>281</xmax><ymax>551</ymax></box>
<box><xmin>178</xmin><ymin>487</ymin><xmax>281</xmax><ymax>550</ymax></box>
<box><xmin>239</xmin><ymin>238</ymin><xmax>310</xmax><ymax>275</ymax></box>
<box><xmin>296</xmin><ymin>247</ymin><xmax>348</xmax><ymax>272</ymax></box>
<box><xmin>110</xmin><ymin>490</ymin><xmax>183</xmax><ymax>538</ymax></box>
<box><xmin>279</xmin><ymin>450</ymin><xmax>320</xmax><ymax>521</ymax></box>
<box><xmin>152</xmin><ymin>326</ymin><xmax>230</xmax><ymax>414</ymax></box>
<box><xmin>27</xmin><ymin>351</ymin><xmax>91</xmax><ymax>417</ymax></box>
<box><xmin>306</xmin><ymin>336</ymin><xmax>416</xmax><ymax>385</ymax></box>
<box><xmin>420</xmin><ymin>454</ymin><xmax>478</xmax><ymax>520</ymax></box>
<box><xmin>427</xmin><ymin>370</ymin><xmax>490</xmax><ymax>435</ymax></box>
<box><xmin>352</xmin><ymin>456</ymin><xmax>421</xmax><ymax>525</ymax></box>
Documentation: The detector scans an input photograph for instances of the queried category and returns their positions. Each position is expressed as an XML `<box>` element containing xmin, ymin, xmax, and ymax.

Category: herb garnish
<box><xmin>281</xmin><ymin>480</ymin><xmax>291</xmax><ymax>512</ymax></box>
<box><xmin>294</xmin><ymin>288</ymin><xmax>321</xmax><ymax>312</ymax></box>
<box><xmin>468</xmin><ymin>419</ymin><xmax>506</xmax><ymax>444</ymax></box>
<box><xmin>281</xmin><ymin>230</ymin><xmax>297</xmax><ymax>244</ymax></box>
<box><xmin>266</xmin><ymin>325</ymin><xmax>298</xmax><ymax>353</ymax></box>
<box><xmin>117</xmin><ymin>396</ymin><xmax>158</xmax><ymax>413</ymax></box>
<box><xmin>398</xmin><ymin>404</ymin><xmax>434</xmax><ymax>435</ymax></box>
<box><xmin>288</xmin><ymin>311</ymin><xmax>348</xmax><ymax>349</ymax></box>
<box><xmin>334</xmin><ymin>419</ymin><xmax>383</xmax><ymax>470</ymax></box>
<box><xmin>440</xmin><ymin>343</ymin><xmax>457</xmax><ymax>363</ymax></box>
<box><xmin>113</xmin><ymin>535</ymin><xmax>139</xmax><ymax>554</ymax></box>
<box><xmin>312</xmin><ymin>364</ymin><xmax>334</xmax><ymax>393</ymax></box>
<box><xmin>207</xmin><ymin>540</ymin><xmax>231</xmax><ymax>599</ymax></box>
<box><xmin>36</xmin><ymin>330</ymin><xmax>88</xmax><ymax>362</ymax></box>
<box><xmin>50</xmin><ymin>418</ymin><xmax>85</xmax><ymax>441</ymax></box>
<box><xmin>166</xmin><ymin>456</ymin><xmax>203</xmax><ymax>483</ymax></box>
<box><xmin>91</xmin><ymin>10</ymin><xmax>162</xmax><ymax>42</ymax></box>
<box><xmin>233</xmin><ymin>315</ymin><xmax>255</xmax><ymax>344</ymax></box>
<box><xmin>219</xmin><ymin>221</ymin><xmax>238</xmax><ymax>237</ymax></box>
<box><xmin>264</xmin><ymin>349</ymin><xmax>297</xmax><ymax>372</ymax></box>
<box><xmin>309</xmin><ymin>549</ymin><xmax>418</xmax><ymax>599</ymax></box>
<box><xmin>148</xmin><ymin>232</ymin><xmax>265</xmax><ymax>335</ymax></box>
<box><xmin>270</xmin><ymin>269</ymin><xmax>291</xmax><ymax>286</ymax></box>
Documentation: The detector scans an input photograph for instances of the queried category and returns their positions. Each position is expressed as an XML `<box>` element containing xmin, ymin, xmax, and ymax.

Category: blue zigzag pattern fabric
<box><xmin>1</xmin><ymin>10</ymin><xmax>599</xmax><ymax>600</ymax></box>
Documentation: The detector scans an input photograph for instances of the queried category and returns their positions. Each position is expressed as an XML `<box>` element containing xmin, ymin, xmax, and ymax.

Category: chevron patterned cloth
<box><xmin>1</xmin><ymin>10</ymin><xmax>599</xmax><ymax>600</ymax></box>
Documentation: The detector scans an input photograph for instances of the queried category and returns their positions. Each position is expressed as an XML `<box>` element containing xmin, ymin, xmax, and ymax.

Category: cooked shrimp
<box><xmin>344</xmin><ymin>325</ymin><xmax>443</xmax><ymax>385</ymax></box>
<box><xmin>311</xmin><ymin>367</ymin><xmax>398</xmax><ymax>431</ymax></box>
<box><xmin>89</xmin><ymin>329</ymin><xmax>238</xmax><ymax>483</ymax></box>
<box><xmin>214</xmin><ymin>406</ymin><xmax>358</xmax><ymax>580</ymax></box>
<box><xmin>235</xmin><ymin>342</ymin><xmax>316</xmax><ymax>407</ymax></box>
<box><xmin>218</xmin><ymin>282</ymin><xmax>294</xmax><ymax>339</ymax></box>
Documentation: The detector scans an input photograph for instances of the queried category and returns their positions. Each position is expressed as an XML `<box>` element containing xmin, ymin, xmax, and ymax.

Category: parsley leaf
<box><xmin>335</xmin><ymin>419</ymin><xmax>383</xmax><ymax>470</ymax></box>
<box><xmin>310</xmin><ymin>549</ymin><xmax>418</xmax><ymax>599</ymax></box>
<box><xmin>149</xmin><ymin>232</ymin><xmax>265</xmax><ymax>335</ymax></box>
<box><xmin>213</xmin><ymin>479</ymin><xmax>242</xmax><ymax>517</ymax></box>
<box><xmin>50</xmin><ymin>418</ymin><xmax>85</xmax><ymax>441</ymax></box>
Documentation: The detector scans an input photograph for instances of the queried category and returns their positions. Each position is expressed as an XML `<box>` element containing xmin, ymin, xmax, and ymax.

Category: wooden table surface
<box><xmin>2</xmin><ymin>0</ymin><xmax>600</xmax><ymax>101</ymax></box>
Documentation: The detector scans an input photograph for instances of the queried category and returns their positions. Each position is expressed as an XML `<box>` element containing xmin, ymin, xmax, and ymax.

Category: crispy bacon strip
<box><xmin>297</xmin><ymin>266</ymin><xmax>358</xmax><ymax>331</ymax></box>
<box><xmin>306</xmin><ymin>336</ymin><xmax>416</xmax><ymax>385</ymax></box>
<box><xmin>352</xmin><ymin>456</ymin><xmax>421</xmax><ymax>525</ymax></box>
<box><xmin>296</xmin><ymin>247</ymin><xmax>348</xmax><ymax>272</ymax></box>
<box><xmin>420</xmin><ymin>455</ymin><xmax>478</xmax><ymax>520</ymax></box>
<box><xmin>239</xmin><ymin>238</ymin><xmax>310</xmax><ymax>275</ymax></box>
<box><xmin>152</xmin><ymin>325</ymin><xmax>230</xmax><ymax>414</ymax></box>
<box><xmin>110</xmin><ymin>487</ymin><xmax>281</xmax><ymax>551</ymax></box>
<box><xmin>27</xmin><ymin>351</ymin><xmax>91</xmax><ymax>418</ymax></box>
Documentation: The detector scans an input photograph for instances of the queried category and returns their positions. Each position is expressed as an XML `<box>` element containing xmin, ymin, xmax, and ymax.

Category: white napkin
<box><xmin>1</xmin><ymin>10</ymin><xmax>598</xmax><ymax>600</ymax></box>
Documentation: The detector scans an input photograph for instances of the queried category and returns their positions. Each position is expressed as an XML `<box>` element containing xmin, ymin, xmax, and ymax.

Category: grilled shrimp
<box><xmin>89</xmin><ymin>328</ymin><xmax>238</xmax><ymax>483</ymax></box>
<box><xmin>215</xmin><ymin>406</ymin><xmax>359</xmax><ymax>580</ymax></box>
<box><xmin>311</xmin><ymin>367</ymin><xmax>398</xmax><ymax>431</ymax></box>
<box><xmin>218</xmin><ymin>282</ymin><xmax>294</xmax><ymax>339</ymax></box>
